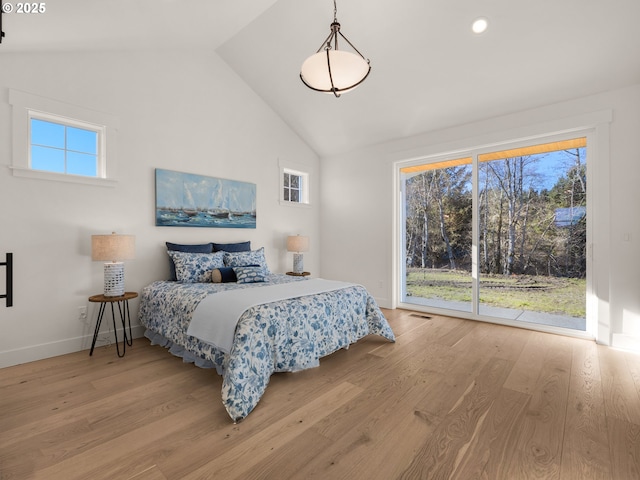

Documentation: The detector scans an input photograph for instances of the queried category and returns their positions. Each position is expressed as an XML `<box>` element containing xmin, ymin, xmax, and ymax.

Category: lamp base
<box><xmin>104</xmin><ymin>262</ymin><xmax>125</xmax><ymax>297</ymax></box>
<box><xmin>292</xmin><ymin>253</ymin><xmax>304</xmax><ymax>274</ymax></box>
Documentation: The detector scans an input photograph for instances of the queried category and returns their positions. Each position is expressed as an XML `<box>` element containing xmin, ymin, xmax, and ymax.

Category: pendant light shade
<box><xmin>301</xmin><ymin>49</ymin><xmax>370</xmax><ymax>94</ymax></box>
<box><xmin>300</xmin><ymin>2</ymin><xmax>371</xmax><ymax>97</ymax></box>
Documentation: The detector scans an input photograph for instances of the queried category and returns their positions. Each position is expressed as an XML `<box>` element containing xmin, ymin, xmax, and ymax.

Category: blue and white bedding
<box><xmin>138</xmin><ymin>274</ymin><xmax>395</xmax><ymax>421</ymax></box>
<box><xmin>188</xmin><ymin>278</ymin><xmax>363</xmax><ymax>354</ymax></box>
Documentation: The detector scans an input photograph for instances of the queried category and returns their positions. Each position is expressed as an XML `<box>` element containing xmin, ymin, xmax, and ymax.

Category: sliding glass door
<box><xmin>400</xmin><ymin>136</ymin><xmax>588</xmax><ymax>332</ymax></box>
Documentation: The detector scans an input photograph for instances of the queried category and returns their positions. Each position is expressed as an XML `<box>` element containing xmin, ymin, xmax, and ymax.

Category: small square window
<box><xmin>29</xmin><ymin>116</ymin><xmax>100</xmax><ymax>177</ymax></box>
<box><xmin>283</xmin><ymin>172</ymin><xmax>301</xmax><ymax>203</ymax></box>
<box><xmin>9</xmin><ymin>89</ymin><xmax>117</xmax><ymax>187</ymax></box>
<box><xmin>282</xmin><ymin>169</ymin><xmax>308</xmax><ymax>205</ymax></box>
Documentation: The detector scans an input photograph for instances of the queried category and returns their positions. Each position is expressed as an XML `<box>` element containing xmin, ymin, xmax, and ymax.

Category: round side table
<box><xmin>88</xmin><ymin>291</ymin><xmax>138</xmax><ymax>357</ymax></box>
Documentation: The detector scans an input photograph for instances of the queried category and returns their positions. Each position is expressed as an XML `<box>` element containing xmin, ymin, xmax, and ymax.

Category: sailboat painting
<box><xmin>155</xmin><ymin>169</ymin><xmax>256</xmax><ymax>228</ymax></box>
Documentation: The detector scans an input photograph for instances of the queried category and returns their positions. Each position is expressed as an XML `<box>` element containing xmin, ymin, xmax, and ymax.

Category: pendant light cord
<box><xmin>333</xmin><ymin>0</ymin><xmax>337</xmax><ymax>22</ymax></box>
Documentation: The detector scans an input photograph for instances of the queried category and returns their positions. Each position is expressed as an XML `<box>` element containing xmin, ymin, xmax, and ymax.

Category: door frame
<box><xmin>392</xmin><ymin>111</ymin><xmax>612</xmax><ymax>344</ymax></box>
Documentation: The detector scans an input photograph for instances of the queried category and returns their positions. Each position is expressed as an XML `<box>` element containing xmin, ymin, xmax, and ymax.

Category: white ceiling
<box><xmin>0</xmin><ymin>0</ymin><xmax>279</xmax><ymax>51</ymax></box>
<box><xmin>3</xmin><ymin>0</ymin><xmax>639</xmax><ymax>157</ymax></box>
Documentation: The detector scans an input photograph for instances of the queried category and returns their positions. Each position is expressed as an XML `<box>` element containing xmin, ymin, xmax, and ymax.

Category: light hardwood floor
<box><xmin>2</xmin><ymin>309</ymin><xmax>639</xmax><ymax>479</ymax></box>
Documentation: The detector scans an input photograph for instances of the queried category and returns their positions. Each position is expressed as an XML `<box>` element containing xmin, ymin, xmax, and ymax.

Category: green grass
<box><xmin>406</xmin><ymin>268</ymin><xmax>586</xmax><ymax>318</ymax></box>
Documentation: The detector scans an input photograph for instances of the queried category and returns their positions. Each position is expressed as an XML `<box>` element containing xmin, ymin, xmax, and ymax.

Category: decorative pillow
<box><xmin>223</xmin><ymin>247</ymin><xmax>270</xmax><ymax>274</ymax></box>
<box><xmin>212</xmin><ymin>241</ymin><xmax>251</xmax><ymax>253</ymax></box>
<box><xmin>168</xmin><ymin>251</ymin><xmax>224</xmax><ymax>283</ymax></box>
<box><xmin>211</xmin><ymin>267</ymin><xmax>237</xmax><ymax>283</ymax></box>
<box><xmin>166</xmin><ymin>242</ymin><xmax>214</xmax><ymax>252</ymax></box>
<box><xmin>233</xmin><ymin>266</ymin><xmax>266</xmax><ymax>284</ymax></box>
<box><xmin>166</xmin><ymin>242</ymin><xmax>214</xmax><ymax>281</ymax></box>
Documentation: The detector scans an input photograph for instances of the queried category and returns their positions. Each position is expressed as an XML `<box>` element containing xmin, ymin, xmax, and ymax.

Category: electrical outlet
<box><xmin>78</xmin><ymin>306</ymin><xmax>87</xmax><ymax>321</ymax></box>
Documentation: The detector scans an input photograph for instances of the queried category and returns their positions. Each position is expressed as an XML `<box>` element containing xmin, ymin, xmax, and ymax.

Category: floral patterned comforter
<box><xmin>138</xmin><ymin>274</ymin><xmax>395</xmax><ymax>421</ymax></box>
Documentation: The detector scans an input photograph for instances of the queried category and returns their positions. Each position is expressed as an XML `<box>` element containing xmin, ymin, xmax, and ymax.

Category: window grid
<box><xmin>28</xmin><ymin>114</ymin><xmax>102</xmax><ymax>178</ymax></box>
<box><xmin>283</xmin><ymin>172</ymin><xmax>303</xmax><ymax>203</ymax></box>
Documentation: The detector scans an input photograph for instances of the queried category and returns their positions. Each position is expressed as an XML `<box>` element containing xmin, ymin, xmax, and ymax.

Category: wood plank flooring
<box><xmin>1</xmin><ymin>309</ymin><xmax>639</xmax><ymax>479</ymax></box>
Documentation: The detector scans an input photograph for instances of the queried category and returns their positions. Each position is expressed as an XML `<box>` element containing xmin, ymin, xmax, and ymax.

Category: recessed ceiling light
<box><xmin>472</xmin><ymin>17</ymin><xmax>488</xmax><ymax>34</ymax></box>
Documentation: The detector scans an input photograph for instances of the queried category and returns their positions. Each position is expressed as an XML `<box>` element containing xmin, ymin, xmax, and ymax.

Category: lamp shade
<box><xmin>287</xmin><ymin>235</ymin><xmax>309</xmax><ymax>253</ymax></box>
<box><xmin>92</xmin><ymin>233</ymin><xmax>135</xmax><ymax>297</ymax></box>
<box><xmin>92</xmin><ymin>233</ymin><xmax>135</xmax><ymax>262</ymax></box>
<box><xmin>300</xmin><ymin>50</ymin><xmax>370</xmax><ymax>94</ymax></box>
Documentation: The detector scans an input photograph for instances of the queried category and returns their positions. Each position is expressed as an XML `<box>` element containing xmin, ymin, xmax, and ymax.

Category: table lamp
<box><xmin>287</xmin><ymin>235</ymin><xmax>309</xmax><ymax>274</ymax></box>
<box><xmin>92</xmin><ymin>232</ymin><xmax>135</xmax><ymax>297</ymax></box>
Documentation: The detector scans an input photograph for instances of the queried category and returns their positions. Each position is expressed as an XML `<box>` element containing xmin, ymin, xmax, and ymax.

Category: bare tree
<box><xmin>487</xmin><ymin>156</ymin><xmax>538</xmax><ymax>275</ymax></box>
<box><xmin>431</xmin><ymin>170</ymin><xmax>456</xmax><ymax>270</ymax></box>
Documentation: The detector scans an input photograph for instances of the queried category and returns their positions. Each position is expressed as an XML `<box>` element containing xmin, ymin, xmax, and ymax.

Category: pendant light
<box><xmin>300</xmin><ymin>0</ymin><xmax>371</xmax><ymax>97</ymax></box>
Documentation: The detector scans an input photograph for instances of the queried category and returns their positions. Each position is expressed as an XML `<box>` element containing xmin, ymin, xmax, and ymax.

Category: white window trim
<box><xmin>279</xmin><ymin>159</ymin><xmax>311</xmax><ymax>207</ymax></box>
<box><xmin>9</xmin><ymin>89</ymin><xmax>119</xmax><ymax>187</ymax></box>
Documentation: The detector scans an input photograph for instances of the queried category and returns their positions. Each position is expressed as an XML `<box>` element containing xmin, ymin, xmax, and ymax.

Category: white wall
<box><xmin>0</xmin><ymin>49</ymin><xmax>319</xmax><ymax>367</ymax></box>
<box><xmin>320</xmin><ymin>84</ymin><xmax>640</xmax><ymax>351</ymax></box>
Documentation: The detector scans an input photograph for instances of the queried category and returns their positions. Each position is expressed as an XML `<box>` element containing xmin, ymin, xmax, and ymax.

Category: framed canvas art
<box><xmin>155</xmin><ymin>169</ymin><xmax>256</xmax><ymax>228</ymax></box>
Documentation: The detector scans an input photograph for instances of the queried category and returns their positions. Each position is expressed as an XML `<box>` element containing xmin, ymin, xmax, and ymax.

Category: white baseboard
<box><xmin>0</xmin><ymin>325</ymin><xmax>147</xmax><ymax>368</ymax></box>
<box><xmin>611</xmin><ymin>333</ymin><xmax>640</xmax><ymax>353</ymax></box>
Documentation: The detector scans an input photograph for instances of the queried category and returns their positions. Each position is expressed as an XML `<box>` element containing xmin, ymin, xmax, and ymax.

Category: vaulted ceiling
<box><xmin>3</xmin><ymin>0</ymin><xmax>639</xmax><ymax>157</ymax></box>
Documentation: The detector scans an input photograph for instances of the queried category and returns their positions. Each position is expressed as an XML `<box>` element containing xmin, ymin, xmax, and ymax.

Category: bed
<box><xmin>138</xmin><ymin>245</ymin><xmax>395</xmax><ymax>422</ymax></box>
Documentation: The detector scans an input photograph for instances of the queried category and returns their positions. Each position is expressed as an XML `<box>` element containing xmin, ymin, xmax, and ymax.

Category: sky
<box><xmin>30</xmin><ymin>118</ymin><xmax>98</xmax><ymax>176</ymax></box>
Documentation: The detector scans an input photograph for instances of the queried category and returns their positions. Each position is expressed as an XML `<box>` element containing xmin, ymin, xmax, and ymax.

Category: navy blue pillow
<box><xmin>234</xmin><ymin>266</ymin><xmax>267</xmax><ymax>284</ymax></box>
<box><xmin>211</xmin><ymin>264</ymin><xmax>261</xmax><ymax>283</ymax></box>
<box><xmin>166</xmin><ymin>242</ymin><xmax>214</xmax><ymax>280</ymax></box>
<box><xmin>212</xmin><ymin>241</ymin><xmax>251</xmax><ymax>253</ymax></box>
<box><xmin>211</xmin><ymin>267</ymin><xmax>237</xmax><ymax>283</ymax></box>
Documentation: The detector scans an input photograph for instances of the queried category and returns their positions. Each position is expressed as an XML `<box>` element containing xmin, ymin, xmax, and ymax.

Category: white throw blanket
<box><xmin>187</xmin><ymin>278</ymin><xmax>355</xmax><ymax>353</ymax></box>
